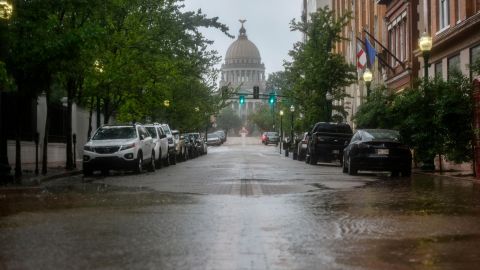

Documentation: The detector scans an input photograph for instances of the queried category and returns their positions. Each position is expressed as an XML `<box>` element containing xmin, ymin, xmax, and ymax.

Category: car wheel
<box><xmin>347</xmin><ymin>157</ymin><xmax>357</xmax><ymax>175</ymax></box>
<box><xmin>164</xmin><ymin>152</ymin><xmax>170</xmax><ymax>167</ymax></box>
<box><xmin>342</xmin><ymin>157</ymin><xmax>348</xmax><ymax>173</ymax></box>
<box><xmin>135</xmin><ymin>153</ymin><xmax>143</xmax><ymax>173</ymax></box>
<box><xmin>391</xmin><ymin>171</ymin><xmax>399</xmax><ymax>177</ymax></box>
<box><xmin>309</xmin><ymin>154</ymin><xmax>317</xmax><ymax>165</ymax></box>
<box><xmin>83</xmin><ymin>168</ymin><xmax>93</xmax><ymax>177</ymax></box>
<box><xmin>402</xmin><ymin>167</ymin><xmax>412</xmax><ymax>177</ymax></box>
<box><xmin>147</xmin><ymin>151</ymin><xmax>155</xmax><ymax>172</ymax></box>
<box><xmin>170</xmin><ymin>152</ymin><xmax>177</xmax><ymax>165</ymax></box>
<box><xmin>156</xmin><ymin>150</ymin><xmax>162</xmax><ymax>169</ymax></box>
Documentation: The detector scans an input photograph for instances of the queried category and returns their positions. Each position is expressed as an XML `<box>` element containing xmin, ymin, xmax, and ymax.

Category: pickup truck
<box><xmin>306</xmin><ymin>122</ymin><xmax>353</xmax><ymax>165</ymax></box>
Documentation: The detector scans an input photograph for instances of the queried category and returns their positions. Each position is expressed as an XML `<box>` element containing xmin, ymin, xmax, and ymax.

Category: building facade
<box><xmin>219</xmin><ymin>21</ymin><xmax>267</xmax><ymax>121</ymax></box>
<box><xmin>418</xmin><ymin>0</ymin><xmax>480</xmax><ymax>81</ymax></box>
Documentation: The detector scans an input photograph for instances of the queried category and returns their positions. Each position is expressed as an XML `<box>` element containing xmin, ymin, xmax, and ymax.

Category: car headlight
<box><xmin>84</xmin><ymin>145</ymin><xmax>94</xmax><ymax>152</ymax></box>
<box><xmin>120</xmin><ymin>143</ymin><xmax>136</xmax><ymax>151</ymax></box>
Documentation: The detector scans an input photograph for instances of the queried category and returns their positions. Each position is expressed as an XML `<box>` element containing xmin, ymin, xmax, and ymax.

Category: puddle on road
<box><xmin>0</xmin><ymin>182</ymin><xmax>195</xmax><ymax>218</ymax></box>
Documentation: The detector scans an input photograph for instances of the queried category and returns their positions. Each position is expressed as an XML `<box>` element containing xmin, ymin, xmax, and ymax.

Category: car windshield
<box><xmin>208</xmin><ymin>133</ymin><xmax>219</xmax><ymax>139</ymax></box>
<box><xmin>145</xmin><ymin>127</ymin><xmax>157</xmax><ymax>138</ymax></box>
<box><xmin>92</xmin><ymin>127</ymin><xmax>136</xmax><ymax>140</ymax></box>
<box><xmin>363</xmin><ymin>129</ymin><xmax>401</xmax><ymax>141</ymax></box>
<box><xmin>267</xmin><ymin>132</ymin><xmax>278</xmax><ymax>136</ymax></box>
<box><xmin>313</xmin><ymin>123</ymin><xmax>352</xmax><ymax>134</ymax></box>
<box><xmin>162</xmin><ymin>126</ymin><xmax>172</xmax><ymax>135</ymax></box>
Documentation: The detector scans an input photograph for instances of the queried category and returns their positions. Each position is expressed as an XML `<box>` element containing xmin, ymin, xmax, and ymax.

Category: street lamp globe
<box><xmin>0</xmin><ymin>1</ymin><xmax>13</xmax><ymax>20</ymax></box>
<box><xmin>279</xmin><ymin>110</ymin><xmax>284</xmax><ymax>116</ymax></box>
<box><xmin>290</xmin><ymin>105</ymin><xmax>295</xmax><ymax>112</ymax></box>
<box><xmin>163</xmin><ymin>100</ymin><xmax>170</xmax><ymax>107</ymax></box>
<box><xmin>325</xmin><ymin>92</ymin><xmax>333</xmax><ymax>101</ymax></box>
<box><xmin>418</xmin><ymin>32</ymin><xmax>433</xmax><ymax>53</ymax></box>
<box><xmin>194</xmin><ymin>107</ymin><xmax>200</xmax><ymax>112</ymax></box>
<box><xmin>363</xmin><ymin>68</ymin><xmax>373</xmax><ymax>83</ymax></box>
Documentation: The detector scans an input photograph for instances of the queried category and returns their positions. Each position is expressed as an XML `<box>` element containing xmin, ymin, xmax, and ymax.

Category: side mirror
<box><xmin>140</xmin><ymin>134</ymin><xmax>145</xmax><ymax>140</ymax></box>
<box><xmin>160</xmin><ymin>134</ymin><xmax>167</xmax><ymax>139</ymax></box>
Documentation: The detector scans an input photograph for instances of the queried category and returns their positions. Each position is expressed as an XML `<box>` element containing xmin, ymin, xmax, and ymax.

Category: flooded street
<box><xmin>2</xmin><ymin>137</ymin><xmax>480</xmax><ymax>269</ymax></box>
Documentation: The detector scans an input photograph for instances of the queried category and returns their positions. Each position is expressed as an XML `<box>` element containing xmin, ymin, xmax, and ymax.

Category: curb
<box><xmin>413</xmin><ymin>170</ymin><xmax>477</xmax><ymax>182</ymax></box>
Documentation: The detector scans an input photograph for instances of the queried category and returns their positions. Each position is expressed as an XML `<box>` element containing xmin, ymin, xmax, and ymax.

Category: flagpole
<box><xmin>363</xmin><ymin>29</ymin><xmax>406</xmax><ymax>70</ymax></box>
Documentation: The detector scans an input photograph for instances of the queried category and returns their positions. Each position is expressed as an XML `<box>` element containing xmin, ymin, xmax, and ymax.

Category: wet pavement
<box><xmin>1</xmin><ymin>137</ymin><xmax>480</xmax><ymax>269</ymax></box>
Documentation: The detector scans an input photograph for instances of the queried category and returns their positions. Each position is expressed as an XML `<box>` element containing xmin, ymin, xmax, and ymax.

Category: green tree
<box><xmin>285</xmin><ymin>7</ymin><xmax>356</xmax><ymax>128</ymax></box>
<box><xmin>216</xmin><ymin>107</ymin><xmax>241</xmax><ymax>134</ymax></box>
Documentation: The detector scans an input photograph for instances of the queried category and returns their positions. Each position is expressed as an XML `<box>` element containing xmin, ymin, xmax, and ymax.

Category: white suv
<box><xmin>83</xmin><ymin>124</ymin><xmax>155</xmax><ymax>176</ymax></box>
<box><xmin>159</xmin><ymin>123</ymin><xmax>176</xmax><ymax>165</ymax></box>
<box><xmin>144</xmin><ymin>124</ymin><xmax>170</xmax><ymax>168</ymax></box>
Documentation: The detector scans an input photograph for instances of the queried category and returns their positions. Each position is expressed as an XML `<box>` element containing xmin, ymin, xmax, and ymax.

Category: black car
<box><xmin>342</xmin><ymin>129</ymin><xmax>412</xmax><ymax>176</ymax></box>
<box><xmin>306</xmin><ymin>122</ymin><xmax>353</xmax><ymax>165</ymax></box>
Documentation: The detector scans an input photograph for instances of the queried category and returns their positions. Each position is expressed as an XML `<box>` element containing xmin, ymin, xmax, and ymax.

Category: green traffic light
<box><xmin>239</xmin><ymin>95</ymin><xmax>245</xmax><ymax>105</ymax></box>
<box><xmin>269</xmin><ymin>94</ymin><xmax>275</xmax><ymax>104</ymax></box>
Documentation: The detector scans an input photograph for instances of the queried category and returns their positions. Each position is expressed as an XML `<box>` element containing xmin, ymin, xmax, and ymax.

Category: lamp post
<box><xmin>0</xmin><ymin>0</ymin><xmax>13</xmax><ymax>182</ymax></box>
<box><xmin>419</xmin><ymin>32</ymin><xmax>434</xmax><ymax>171</ymax></box>
<box><xmin>279</xmin><ymin>110</ymin><xmax>284</xmax><ymax>154</ymax></box>
<box><xmin>419</xmin><ymin>31</ymin><xmax>433</xmax><ymax>82</ymax></box>
<box><xmin>325</xmin><ymin>92</ymin><xmax>333</xmax><ymax>122</ymax></box>
<box><xmin>363</xmin><ymin>68</ymin><xmax>373</xmax><ymax>97</ymax></box>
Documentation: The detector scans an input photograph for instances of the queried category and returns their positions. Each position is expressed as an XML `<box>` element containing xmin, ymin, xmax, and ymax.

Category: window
<box><xmin>448</xmin><ymin>54</ymin><xmax>461</xmax><ymax>78</ymax></box>
<box><xmin>471</xmin><ymin>45</ymin><xmax>480</xmax><ymax>78</ymax></box>
<box><xmin>438</xmin><ymin>0</ymin><xmax>450</xmax><ymax>30</ymax></box>
<box><xmin>435</xmin><ymin>62</ymin><xmax>443</xmax><ymax>78</ymax></box>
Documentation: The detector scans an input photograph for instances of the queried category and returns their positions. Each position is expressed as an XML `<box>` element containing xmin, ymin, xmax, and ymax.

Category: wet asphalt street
<box><xmin>2</xmin><ymin>137</ymin><xmax>480</xmax><ymax>270</ymax></box>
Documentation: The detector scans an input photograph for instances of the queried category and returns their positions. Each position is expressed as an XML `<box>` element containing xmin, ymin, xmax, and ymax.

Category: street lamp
<box><xmin>0</xmin><ymin>1</ymin><xmax>13</xmax><ymax>20</ymax></box>
<box><xmin>279</xmin><ymin>110</ymin><xmax>284</xmax><ymax>154</ymax></box>
<box><xmin>163</xmin><ymin>100</ymin><xmax>170</xmax><ymax>107</ymax></box>
<box><xmin>363</xmin><ymin>68</ymin><xmax>373</xmax><ymax>97</ymax></box>
<box><xmin>325</xmin><ymin>92</ymin><xmax>333</xmax><ymax>122</ymax></box>
<box><xmin>419</xmin><ymin>31</ymin><xmax>433</xmax><ymax>82</ymax></box>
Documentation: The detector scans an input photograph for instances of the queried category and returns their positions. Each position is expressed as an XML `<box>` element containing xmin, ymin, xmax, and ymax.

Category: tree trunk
<box><xmin>103</xmin><ymin>97</ymin><xmax>110</xmax><ymax>124</ymax></box>
<box><xmin>96</xmin><ymin>97</ymin><xmax>101</xmax><ymax>129</ymax></box>
<box><xmin>42</xmin><ymin>92</ymin><xmax>50</xmax><ymax>175</ymax></box>
<box><xmin>14</xmin><ymin>92</ymin><xmax>21</xmax><ymax>180</ymax></box>
<box><xmin>65</xmin><ymin>79</ymin><xmax>74</xmax><ymax>170</ymax></box>
<box><xmin>87</xmin><ymin>97</ymin><xmax>93</xmax><ymax>140</ymax></box>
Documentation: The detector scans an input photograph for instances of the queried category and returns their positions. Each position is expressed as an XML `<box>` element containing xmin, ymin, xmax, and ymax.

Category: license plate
<box><xmin>332</xmin><ymin>150</ymin><xmax>339</xmax><ymax>154</ymax></box>
<box><xmin>377</xmin><ymin>149</ymin><xmax>389</xmax><ymax>155</ymax></box>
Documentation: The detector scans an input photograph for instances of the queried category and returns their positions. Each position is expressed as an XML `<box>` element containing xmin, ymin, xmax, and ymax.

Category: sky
<box><xmin>181</xmin><ymin>0</ymin><xmax>303</xmax><ymax>76</ymax></box>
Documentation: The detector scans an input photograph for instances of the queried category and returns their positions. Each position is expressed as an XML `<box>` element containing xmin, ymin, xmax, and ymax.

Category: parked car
<box><xmin>160</xmin><ymin>123</ymin><xmax>176</xmax><ymax>165</ymax></box>
<box><xmin>188</xmin><ymin>132</ymin><xmax>207</xmax><ymax>155</ymax></box>
<box><xmin>172</xmin><ymin>130</ymin><xmax>188</xmax><ymax>161</ymax></box>
<box><xmin>306</xmin><ymin>122</ymin><xmax>353</xmax><ymax>165</ymax></box>
<box><xmin>214</xmin><ymin>130</ymin><xmax>227</xmax><ymax>143</ymax></box>
<box><xmin>261</xmin><ymin>131</ymin><xmax>279</xmax><ymax>146</ymax></box>
<box><xmin>207</xmin><ymin>133</ymin><xmax>222</xmax><ymax>146</ymax></box>
<box><xmin>144</xmin><ymin>124</ymin><xmax>169</xmax><ymax>168</ymax></box>
<box><xmin>184</xmin><ymin>133</ymin><xmax>197</xmax><ymax>158</ymax></box>
<box><xmin>342</xmin><ymin>129</ymin><xmax>412</xmax><ymax>176</ymax></box>
<box><xmin>296</xmin><ymin>132</ymin><xmax>309</xmax><ymax>161</ymax></box>
<box><xmin>83</xmin><ymin>123</ymin><xmax>155</xmax><ymax>176</ymax></box>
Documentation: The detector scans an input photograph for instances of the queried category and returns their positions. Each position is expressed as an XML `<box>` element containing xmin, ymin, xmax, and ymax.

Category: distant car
<box><xmin>262</xmin><ymin>132</ymin><xmax>279</xmax><ymax>146</ymax></box>
<box><xmin>342</xmin><ymin>129</ymin><xmax>412</xmax><ymax>177</ymax></box>
<box><xmin>144</xmin><ymin>124</ymin><xmax>169</xmax><ymax>168</ymax></box>
<box><xmin>214</xmin><ymin>130</ymin><xmax>227</xmax><ymax>143</ymax></box>
<box><xmin>172</xmin><ymin>130</ymin><xmax>188</xmax><ymax>161</ymax></box>
<box><xmin>207</xmin><ymin>133</ymin><xmax>222</xmax><ymax>146</ymax></box>
<box><xmin>83</xmin><ymin>124</ymin><xmax>155</xmax><ymax>175</ymax></box>
<box><xmin>296</xmin><ymin>132</ymin><xmax>309</xmax><ymax>161</ymax></box>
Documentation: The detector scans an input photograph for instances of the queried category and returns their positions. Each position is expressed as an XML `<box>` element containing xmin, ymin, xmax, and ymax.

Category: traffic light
<box><xmin>239</xmin><ymin>95</ymin><xmax>245</xmax><ymax>105</ymax></box>
<box><xmin>253</xmin><ymin>86</ymin><xmax>259</xmax><ymax>99</ymax></box>
<box><xmin>269</xmin><ymin>93</ymin><xmax>276</xmax><ymax>104</ymax></box>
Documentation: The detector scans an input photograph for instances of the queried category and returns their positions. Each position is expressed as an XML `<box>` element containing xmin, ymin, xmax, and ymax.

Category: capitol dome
<box><xmin>225</xmin><ymin>24</ymin><xmax>261</xmax><ymax>64</ymax></box>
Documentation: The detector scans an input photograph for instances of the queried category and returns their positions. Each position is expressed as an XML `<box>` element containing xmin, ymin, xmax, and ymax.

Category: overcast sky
<box><xmin>181</xmin><ymin>0</ymin><xmax>302</xmax><ymax>75</ymax></box>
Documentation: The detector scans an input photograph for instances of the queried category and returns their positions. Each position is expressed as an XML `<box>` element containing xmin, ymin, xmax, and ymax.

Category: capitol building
<box><xmin>219</xmin><ymin>21</ymin><xmax>267</xmax><ymax>121</ymax></box>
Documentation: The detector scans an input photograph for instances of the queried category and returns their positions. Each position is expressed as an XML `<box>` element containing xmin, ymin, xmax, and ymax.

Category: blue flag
<box><xmin>365</xmin><ymin>37</ymin><xmax>376</xmax><ymax>68</ymax></box>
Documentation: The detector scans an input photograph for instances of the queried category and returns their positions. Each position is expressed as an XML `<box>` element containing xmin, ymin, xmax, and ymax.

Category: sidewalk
<box><xmin>1</xmin><ymin>160</ymin><xmax>83</xmax><ymax>187</ymax></box>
